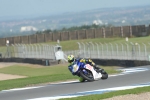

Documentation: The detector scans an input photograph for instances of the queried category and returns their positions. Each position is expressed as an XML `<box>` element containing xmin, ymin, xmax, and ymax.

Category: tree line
<box><xmin>35</xmin><ymin>24</ymin><xmax>113</xmax><ymax>34</ymax></box>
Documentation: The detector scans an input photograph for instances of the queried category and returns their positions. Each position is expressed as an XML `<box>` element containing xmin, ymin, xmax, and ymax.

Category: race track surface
<box><xmin>0</xmin><ymin>66</ymin><xmax>150</xmax><ymax>100</ymax></box>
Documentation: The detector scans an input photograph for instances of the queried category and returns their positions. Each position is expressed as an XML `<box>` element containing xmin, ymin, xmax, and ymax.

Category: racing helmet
<box><xmin>67</xmin><ymin>55</ymin><xmax>75</xmax><ymax>63</ymax></box>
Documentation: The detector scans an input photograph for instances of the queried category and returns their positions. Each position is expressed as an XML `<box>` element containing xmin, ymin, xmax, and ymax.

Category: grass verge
<box><xmin>60</xmin><ymin>86</ymin><xmax>150</xmax><ymax>100</ymax></box>
<box><xmin>0</xmin><ymin>64</ymin><xmax>120</xmax><ymax>91</ymax></box>
<box><xmin>1</xmin><ymin>36</ymin><xmax>150</xmax><ymax>52</ymax></box>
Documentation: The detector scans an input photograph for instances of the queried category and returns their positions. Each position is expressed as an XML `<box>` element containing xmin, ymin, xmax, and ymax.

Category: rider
<box><xmin>67</xmin><ymin>55</ymin><xmax>104</xmax><ymax>82</ymax></box>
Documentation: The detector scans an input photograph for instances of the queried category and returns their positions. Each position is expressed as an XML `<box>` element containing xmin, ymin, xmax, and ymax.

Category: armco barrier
<box><xmin>0</xmin><ymin>58</ymin><xmax>150</xmax><ymax>67</ymax></box>
<box><xmin>92</xmin><ymin>59</ymin><xmax>150</xmax><ymax>67</ymax></box>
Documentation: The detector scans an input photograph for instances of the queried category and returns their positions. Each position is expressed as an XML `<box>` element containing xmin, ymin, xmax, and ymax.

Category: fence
<box><xmin>6</xmin><ymin>44</ymin><xmax>76</xmax><ymax>61</ymax></box>
<box><xmin>76</xmin><ymin>42</ymin><xmax>150</xmax><ymax>61</ymax></box>
<box><xmin>10</xmin><ymin>44</ymin><xmax>56</xmax><ymax>60</ymax></box>
<box><xmin>0</xmin><ymin>25</ymin><xmax>149</xmax><ymax>46</ymax></box>
<box><xmin>2</xmin><ymin>42</ymin><xmax>150</xmax><ymax>62</ymax></box>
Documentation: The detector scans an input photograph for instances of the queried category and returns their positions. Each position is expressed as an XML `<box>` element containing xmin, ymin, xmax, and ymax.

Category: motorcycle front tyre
<box><xmin>79</xmin><ymin>70</ymin><xmax>94</xmax><ymax>82</ymax></box>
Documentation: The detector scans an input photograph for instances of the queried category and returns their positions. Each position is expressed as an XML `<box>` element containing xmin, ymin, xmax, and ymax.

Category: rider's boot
<box><xmin>87</xmin><ymin>59</ymin><xmax>106</xmax><ymax>74</ymax></box>
<box><xmin>79</xmin><ymin>77</ymin><xmax>85</xmax><ymax>82</ymax></box>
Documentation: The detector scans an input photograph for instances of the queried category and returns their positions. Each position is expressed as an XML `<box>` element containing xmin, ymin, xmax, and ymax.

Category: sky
<box><xmin>0</xmin><ymin>0</ymin><xmax>150</xmax><ymax>19</ymax></box>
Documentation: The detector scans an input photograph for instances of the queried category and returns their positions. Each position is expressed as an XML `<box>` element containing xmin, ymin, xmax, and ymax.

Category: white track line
<box><xmin>27</xmin><ymin>82</ymin><xmax>150</xmax><ymax>100</ymax></box>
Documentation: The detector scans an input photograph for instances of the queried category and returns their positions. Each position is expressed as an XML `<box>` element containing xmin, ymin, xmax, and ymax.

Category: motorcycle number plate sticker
<box><xmin>72</xmin><ymin>64</ymin><xmax>79</xmax><ymax>72</ymax></box>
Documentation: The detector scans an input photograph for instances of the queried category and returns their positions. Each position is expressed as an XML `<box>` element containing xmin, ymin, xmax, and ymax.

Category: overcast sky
<box><xmin>0</xmin><ymin>0</ymin><xmax>150</xmax><ymax>18</ymax></box>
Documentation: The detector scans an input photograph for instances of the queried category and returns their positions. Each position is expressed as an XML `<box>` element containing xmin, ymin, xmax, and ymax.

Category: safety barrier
<box><xmin>76</xmin><ymin>42</ymin><xmax>150</xmax><ymax>61</ymax></box>
<box><xmin>11</xmin><ymin>44</ymin><xmax>56</xmax><ymax>59</ymax></box>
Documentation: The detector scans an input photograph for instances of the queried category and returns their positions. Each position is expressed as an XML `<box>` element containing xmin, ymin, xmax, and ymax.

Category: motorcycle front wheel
<box><xmin>79</xmin><ymin>69</ymin><xmax>94</xmax><ymax>82</ymax></box>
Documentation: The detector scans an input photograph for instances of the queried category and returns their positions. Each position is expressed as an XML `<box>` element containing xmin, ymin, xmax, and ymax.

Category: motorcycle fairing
<box><xmin>84</xmin><ymin>64</ymin><xmax>102</xmax><ymax>80</ymax></box>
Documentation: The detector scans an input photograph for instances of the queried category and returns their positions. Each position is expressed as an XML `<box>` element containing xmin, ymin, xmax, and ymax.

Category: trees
<box><xmin>35</xmin><ymin>24</ymin><xmax>111</xmax><ymax>34</ymax></box>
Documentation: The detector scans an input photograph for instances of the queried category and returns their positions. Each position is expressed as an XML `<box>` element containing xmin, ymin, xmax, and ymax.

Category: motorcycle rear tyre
<box><xmin>101</xmin><ymin>72</ymin><xmax>108</xmax><ymax>79</ymax></box>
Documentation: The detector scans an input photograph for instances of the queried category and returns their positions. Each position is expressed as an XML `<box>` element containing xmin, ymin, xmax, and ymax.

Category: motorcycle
<box><xmin>71</xmin><ymin>60</ymin><xmax>108</xmax><ymax>82</ymax></box>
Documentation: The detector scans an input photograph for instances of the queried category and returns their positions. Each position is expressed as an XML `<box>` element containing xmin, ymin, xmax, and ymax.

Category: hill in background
<box><xmin>0</xmin><ymin>5</ymin><xmax>150</xmax><ymax>38</ymax></box>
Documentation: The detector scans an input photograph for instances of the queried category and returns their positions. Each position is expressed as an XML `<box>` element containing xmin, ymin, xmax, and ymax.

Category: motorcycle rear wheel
<box><xmin>96</xmin><ymin>67</ymin><xmax>108</xmax><ymax>79</ymax></box>
<box><xmin>101</xmin><ymin>72</ymin><xmax>108</xmax><ymax>79</ymax></box>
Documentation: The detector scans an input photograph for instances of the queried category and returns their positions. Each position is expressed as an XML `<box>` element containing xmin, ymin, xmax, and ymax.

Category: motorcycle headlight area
<box><xmin>72</xmin><ymin>64</ymin><xmax>79</xmax><ymax>72</ymax></box>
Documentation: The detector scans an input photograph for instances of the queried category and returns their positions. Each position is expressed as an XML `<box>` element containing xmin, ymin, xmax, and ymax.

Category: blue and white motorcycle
<box><xmin>70</xmin><ymin>60</ymin><xmax>108</xmax><ymax>82</ymax></box>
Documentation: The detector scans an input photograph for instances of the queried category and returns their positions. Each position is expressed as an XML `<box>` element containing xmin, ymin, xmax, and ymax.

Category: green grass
<box><xmin>60</xmin><ymin>86</ymin><xmax>150</xmax><ymax>100</ymax></box>
<box><xmin>0</xmin><ymin>64</ymin><xmax>70</xmax><ymax>77</ymax></box>
<box><xmin>0</xmin><ymin>65</ymin><xmax>119</xmax><ymax>77</ymax></box>
<box><xmin>0</xmin><ymin>74</ymin><xmax>77</xmax><ymax>90</ymax></box>
<box><xmin>0</xmin><ymin>64</ymin><xmax>119</xmax><ymax>91</ymax></box>
<box><xmin>46</xmin><ymin>36</ymin><xmax>150</xmax><ymax>51</ymax></box>
<box><xmin>1</xmin><ymin>36</ymin><xmax>150</xmax><ymax>52</ymax></box>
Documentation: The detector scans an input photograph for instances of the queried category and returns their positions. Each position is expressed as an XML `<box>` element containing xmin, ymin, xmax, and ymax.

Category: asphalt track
<box><xmin>0</xmin><ymin>66</ymin><xmax>150</xmax><ymax>100</ymax></box>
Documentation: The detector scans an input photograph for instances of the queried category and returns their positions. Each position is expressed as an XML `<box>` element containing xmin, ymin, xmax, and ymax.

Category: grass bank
<box><xmin>1</xmin><ymin>36</ymin><xmax>150</xmax><ymax>52</ymax></box>
<box><xmin>46</xmin><ymin>36</ymin><xmax>150</xmax><ymax>51</ymax></box>
<box><xmin>0</xmin><ymin>63</ymin><xmax>120</xmax><ymax>91</ymax></box>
